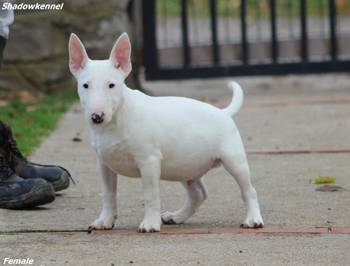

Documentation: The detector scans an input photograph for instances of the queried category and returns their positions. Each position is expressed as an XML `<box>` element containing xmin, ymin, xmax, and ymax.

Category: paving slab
<box><xmin>0</xmin><ymin>233</ymin><xmax>349</xmax><ymax>266</ymax></box>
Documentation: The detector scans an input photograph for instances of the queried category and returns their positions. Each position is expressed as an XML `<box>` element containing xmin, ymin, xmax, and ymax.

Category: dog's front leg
<box><xmin>138</xmin><ymin>156</ymin><xmax>161</xmax><ymax>233</ymax></box>
<box><xmin>89</xmin><ymin>160</ymin><xmax>117</xmax><ymax>230</ymax></box>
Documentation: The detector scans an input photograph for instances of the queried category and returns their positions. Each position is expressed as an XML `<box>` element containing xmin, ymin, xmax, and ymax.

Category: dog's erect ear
<box><xmin>68</xmin><ymin>33</ymin><xmax>89</xmax><ymax>75</ymax></box>
<box><xmin>109</xmin><ymin>32</ymin><xmax>132</xmax><ymax>77</ymax></box>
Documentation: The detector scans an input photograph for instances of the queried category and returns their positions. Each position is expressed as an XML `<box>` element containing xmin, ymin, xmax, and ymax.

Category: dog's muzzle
<box><xmin>91</xmin><ymin>112</ymin><xmax>105</xmax><ymax>124</ymax></box>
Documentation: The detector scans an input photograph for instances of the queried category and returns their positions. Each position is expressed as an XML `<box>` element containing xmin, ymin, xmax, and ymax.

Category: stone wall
<box><xmin>0</xmin><ymin>0</ymin><xmax>141</xmax><ymax>94</ymax></box>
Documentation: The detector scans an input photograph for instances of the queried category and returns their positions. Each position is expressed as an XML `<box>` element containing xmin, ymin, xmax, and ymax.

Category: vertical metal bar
<box><xmin>269</xmin><ymin>0</ymin><xmax>278</xmax><ymax>63</ymax></box>
<box><xmin>300</xmin><ymin>0</ymin><xmax>308</xmax><ymax>62</ymax></box>
<box><xmin>209</xmin><ymin>0</ymin><xmax>219</xmax><ymax>65</ymax></box>
<box><xmin>181</xmin><ymin>0</ymin><xmax>190</xmax><ymax>67</ymax></box>
<box><xmin>329</xmin><ymin>0</ymin><xmax>338</xmax><ymax>61</ymax></box>
<box><xmin>142</xmin><ymin>0</ymin><xmax>158</xmax><ymax>79</ymax></box>
<box><xmin>240</xmin><ymin>0</ymin><xmax>248</xmax><ymax>64</ymax></box>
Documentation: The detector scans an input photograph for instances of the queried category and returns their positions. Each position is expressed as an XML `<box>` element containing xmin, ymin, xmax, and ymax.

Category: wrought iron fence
<box><xmin>143</xmin><ymin>0</ymin><xmax>350</xmax><ymax>80</ymax></box>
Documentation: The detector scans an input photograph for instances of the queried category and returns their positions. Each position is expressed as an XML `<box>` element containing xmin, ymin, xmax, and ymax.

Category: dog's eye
<box><xmin>83</xmin><ymin>83</ymin><xmax>89</xmax><ymax>89</ymax></box>
<box><xmin>109</xmin><ymin>83</ymin><xmax>115</xmax><ymax>89</ymax></box>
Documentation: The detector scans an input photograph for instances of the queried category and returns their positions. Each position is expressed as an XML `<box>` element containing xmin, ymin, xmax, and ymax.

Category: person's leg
<box><xmin>0</xmin><ymin>152</ymin><xmax>55</xmax><ymax>209</ymax></box>
<box><xmin>0</xmin><ymin>121</ymin><xmax>72</xmax><ymax>192</ymax></box>
<box><xmin>0</xmin><ymin>35</ymin><xmax>58</xmax><ymax>208</ymax></box>
<box><xmin>0</xmin><ymin>38</ymin><xmax>71</xmax><ymax>192</ymax></box>
<box><xmin>0</xmin><ymin>122</ymin><xmax>56</xmax><ymax>209</ymax></box>
<box><xmin>0</xmin><ymin>36</ymin><xmax>7</xmax><ymax>66</ymax></box>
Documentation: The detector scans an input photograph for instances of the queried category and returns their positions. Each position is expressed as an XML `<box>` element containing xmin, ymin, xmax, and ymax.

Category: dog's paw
<box><xmin>138</xmin><ymin>216</ymin><xmax>161</xmax><ymax>233</ymax></box>
<box><xmin>89</xmin><ymin>213</ymin><xmax>117</xmax><ymax>230</ymax></box>
<box><xmin>161</xmin><ymin>211</ymin><xmax>184</xmax><ymax>225</ymax></box>
<box><xmin>240</xmin><ymin>214</ymin><xmax>264</xmax><ymax>229</ymax></box>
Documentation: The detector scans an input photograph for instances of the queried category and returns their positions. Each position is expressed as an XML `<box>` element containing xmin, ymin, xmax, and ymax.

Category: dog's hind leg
<box><xmin>162</xmin><ymin>178</ymin><xmax>208</xmax><ymax>224</ymax></box>
<box><xmin>221</xmin><ymin>143</ymin><xmax>264</xmax><ymax>228</ymax></box>
<box><xmin>221</xmin><ymin>140</ymin><xmax>264</xmax><ymax>228</ymax></box>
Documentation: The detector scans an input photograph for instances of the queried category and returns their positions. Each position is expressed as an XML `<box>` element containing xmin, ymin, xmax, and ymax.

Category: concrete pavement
<box><xmin>1</xmin><ymin>74</ymin><xmax>350</xmax><ymax>266</ymax></box>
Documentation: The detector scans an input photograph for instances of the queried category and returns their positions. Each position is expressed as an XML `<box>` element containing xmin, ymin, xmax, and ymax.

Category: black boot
<box><xmin>0</xmin><ymin>153</ymin><xmax>55</xmax><ymax>209</ymax></box>
<box><xmin>0</xmin><ymin>121</ymin><xmax>73</xmax><ymax>192</ymax></box>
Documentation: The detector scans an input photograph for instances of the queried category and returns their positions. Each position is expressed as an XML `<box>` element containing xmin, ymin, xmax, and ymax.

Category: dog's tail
<box><xmin>222</xmin><ymin>81</ymin><xmax>244</xmax><ymax>117</ymax></box>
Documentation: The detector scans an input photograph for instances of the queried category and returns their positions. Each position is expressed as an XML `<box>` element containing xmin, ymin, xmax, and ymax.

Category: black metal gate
<box><xmin>143</xmin><ymin>0</ymin><xmax>350</xmax><ymax>80</ymax></box>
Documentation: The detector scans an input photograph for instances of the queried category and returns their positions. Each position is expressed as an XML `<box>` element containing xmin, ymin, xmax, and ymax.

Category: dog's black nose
<box><xmin>91</xmin><ymin>112</ymin><xmax>104</xmax><ymax>124</ymax></box>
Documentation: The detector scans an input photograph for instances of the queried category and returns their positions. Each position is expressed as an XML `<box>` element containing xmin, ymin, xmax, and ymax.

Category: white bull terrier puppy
<box><xmin>68</xmin><ymin>32</ymin><xmax>264</xmax><ymax>233</ymax></box>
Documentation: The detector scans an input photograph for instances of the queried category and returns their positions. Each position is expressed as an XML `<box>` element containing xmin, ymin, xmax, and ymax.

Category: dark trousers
<box><xmin>0</xmin><ymin>36</ymin><xmax>7</xmax><ymax>65</ymax></box>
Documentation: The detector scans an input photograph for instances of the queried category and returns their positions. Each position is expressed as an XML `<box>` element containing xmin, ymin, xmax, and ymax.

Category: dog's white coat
<box><xmin>68</xmin><ymin>33</ymin><xmax>264</xmax><ymax>232</ymax></box>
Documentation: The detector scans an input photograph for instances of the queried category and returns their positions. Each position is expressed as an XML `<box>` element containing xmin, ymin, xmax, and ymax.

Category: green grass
<box><xmin>0</xmin><ymin>89</ymin><xmax>77</xmax><ymax>156</ymax></box>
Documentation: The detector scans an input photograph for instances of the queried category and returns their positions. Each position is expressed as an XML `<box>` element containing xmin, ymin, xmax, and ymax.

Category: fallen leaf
<box><xmin>315</xmin><ymin>184</ymin><xmax>345</xmax><ymax>192</ymax></box>
<box><xmin>310</xmin><ymin>176</ymin><xmax>336</xmax><ymax>184</ymax></box>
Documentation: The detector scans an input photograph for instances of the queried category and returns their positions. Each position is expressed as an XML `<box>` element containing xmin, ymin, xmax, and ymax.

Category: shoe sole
<box><xmin>0</xmin><ymin>183</ymin><xmax>55</xmax><ymax>209</ymax></box>
<box><xmin>51</xmin><ymin>171</ymin><xmax>70</xmax><ymax>192</ymax></box>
